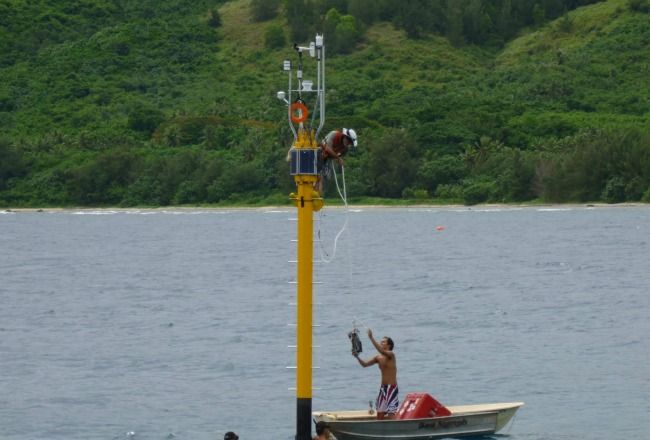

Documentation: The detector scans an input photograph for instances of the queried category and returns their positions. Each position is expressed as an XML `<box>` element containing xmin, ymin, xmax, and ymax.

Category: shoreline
<box><xmin>2</xmin><ymin>202</ymin><xmax>648</xmax><ymax>213</ymax></box>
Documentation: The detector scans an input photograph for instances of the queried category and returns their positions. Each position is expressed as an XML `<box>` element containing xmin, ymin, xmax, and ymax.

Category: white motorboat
<box><xmin>314</xmin><ymin>399</ymin><xmax>523</xmax><ymax>440</ymax></box>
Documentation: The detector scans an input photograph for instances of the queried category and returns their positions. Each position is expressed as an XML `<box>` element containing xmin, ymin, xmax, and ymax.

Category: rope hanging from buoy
<box><xmin>318</xmin><ymin>165</ymin><xmax>349</xmax><ymax>264</ymax></box>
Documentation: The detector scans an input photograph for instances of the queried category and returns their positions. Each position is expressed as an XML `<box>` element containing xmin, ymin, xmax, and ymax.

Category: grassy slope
<box><xmin>493</xmin><ymin>0</ymin><xmax>649</xmax><ymax>141</ymax></box>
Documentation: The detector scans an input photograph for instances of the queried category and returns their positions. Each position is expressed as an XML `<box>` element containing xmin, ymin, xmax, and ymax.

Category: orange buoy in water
<box><xmin>436</xmin><ymin>226</ymin><xmax>445</xmax><ymax>231</ymax></box>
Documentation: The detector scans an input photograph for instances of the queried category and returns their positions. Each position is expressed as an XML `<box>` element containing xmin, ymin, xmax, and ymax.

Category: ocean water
<box><xmin>1</xmin><ymin>206</ymin><xmax>648</xmax><ymax>440</ymax></box>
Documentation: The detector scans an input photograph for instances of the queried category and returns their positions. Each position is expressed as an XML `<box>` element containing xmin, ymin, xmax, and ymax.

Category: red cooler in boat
<box><xmin>396</xmin><ymin>393</ymin><xmax>452</xmax><ymax>419</ymax></box>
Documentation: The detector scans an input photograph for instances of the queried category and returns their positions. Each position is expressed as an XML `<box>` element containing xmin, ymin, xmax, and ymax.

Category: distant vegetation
<box><xmin>282</xmin><ymin>0</ymin><xmax>605</xmax><ymax>47</ymax></box>
<box><xmin>0</xmin><ymin>0</ymin><xmax>649</xmax><ymax>207</ymax></box>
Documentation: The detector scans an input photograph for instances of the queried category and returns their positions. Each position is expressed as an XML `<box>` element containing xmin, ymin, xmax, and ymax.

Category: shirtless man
<box><xmin>352</xmin><ymin>329</ymin><xmax>398</xmax><ymax>419</ymax></box>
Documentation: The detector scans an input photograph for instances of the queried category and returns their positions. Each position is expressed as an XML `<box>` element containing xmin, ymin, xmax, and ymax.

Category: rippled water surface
<box><xmin>1</xmin><ymin>206</ymin><xmax>649</xmax><ymax>440</ymax></box>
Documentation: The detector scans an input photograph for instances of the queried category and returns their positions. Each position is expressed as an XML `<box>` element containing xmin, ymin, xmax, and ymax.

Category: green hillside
<box><xmin>1</xmin><ymin>0</ymin><xmax>649</xmax><ymax>207</ymax></box>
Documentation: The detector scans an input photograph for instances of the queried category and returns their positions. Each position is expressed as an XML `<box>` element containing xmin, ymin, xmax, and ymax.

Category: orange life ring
<box><xmin>290</xmin><ymin>101</ymin><xmax>309</xmax><ymax>124</ymax></box>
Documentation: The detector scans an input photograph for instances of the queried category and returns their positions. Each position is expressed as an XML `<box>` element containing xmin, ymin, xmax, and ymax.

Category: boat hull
<box><xmin>314</xmin><ymin>402</ymin><xmax>523</xmax><ymax>440</ymax></box>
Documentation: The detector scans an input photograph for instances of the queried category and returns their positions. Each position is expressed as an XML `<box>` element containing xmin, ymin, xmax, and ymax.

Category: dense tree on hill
<box><xmin>496</xmin><ymin>0</ymin><xmax>515</xmax><ymax>40</ymax></box>
<box><xmin>348</xmin><ymin>0</ymin><xmax>379</xmax><ymax>26</ymax></box>
<box><xmin>323</xmin><ymin>9</ymin><xmax>361</xmax><ymax>53</ymax></box>
<box><xmin>265</xmin><ymin>24</ymin><xmax>287</xmax><ymax>48</ymax></box>
<box><xmin>315</xmin><ymin>0</ymin><xmax>349</xmax><ymax>15</ymax></box>
<box><xmin>394</xmin><ymin>0</ymin><xmax>438</xmax><ymax>39</ymax></box>
<box><xmin>208</xmin><ymin>8</ymin><xmax>222</xmax><ymax>27</ymax></box>
<box><xmin>286</xmin><ymin>0</ymin><xmax>316</xmax><ymax>42</ymax></box>
<box><xmin>250</xmin><ymin>0</ymin><xmax>281</xmax><ymax>21</ymax></box>
<box><xmin>446</xmin><ymin>0</ymin><xmax>464</xmax><ymax>45</ymax></box>
<box><xmin>0</xmin><ymin>139</ymin><xmax>26</xmax><ymax>191</ymax></box>
<box><xmin>628</xmin><ymin>0</ymin><xmax>650</xmax><ymax>11</ymax></box>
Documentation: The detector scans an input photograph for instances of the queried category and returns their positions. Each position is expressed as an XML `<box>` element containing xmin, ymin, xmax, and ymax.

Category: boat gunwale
<box><xmin>313</xmin><ymin>401</ymin><xmax>524</xmax><ymax>422</ymax></box>
<box><xmin>316</xmin><ymin>410</ymin><xmax>500</xmax><ymax>424</ymax></box>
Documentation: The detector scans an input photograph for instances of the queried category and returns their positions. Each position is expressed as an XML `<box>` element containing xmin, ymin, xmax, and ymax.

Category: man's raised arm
<box><xmin>368</xmin><ymin>329</ymin><xmax>393</xmax><ymax>358</ymax></box>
